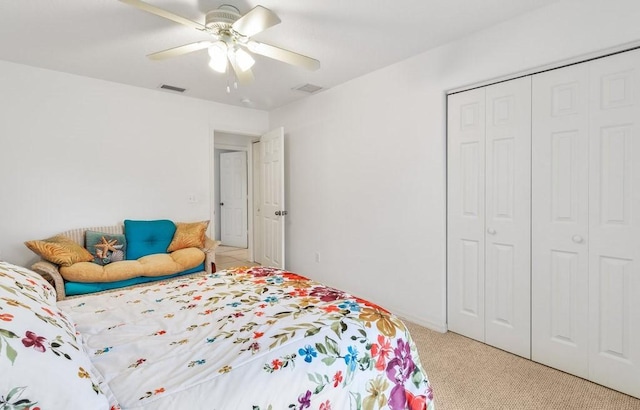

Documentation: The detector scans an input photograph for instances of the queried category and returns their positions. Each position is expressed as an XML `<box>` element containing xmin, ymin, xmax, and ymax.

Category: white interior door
<box><xmin>220</xmin><ymin>151</ymin><xmax>248</xmax><ymax>248</ymax></box>
<box><xmin>484</xmin><ymin>76</ymin><xmax>531</xmax><ymax>359</ymax></box>
<box><xmin>252</xmin><ymin>142</ymin><xmax>263</xmax><ymax>264</ymax></box>
<box><xmin>447</xmin><ymin>87</ymin><xmax>487</xmax><ymax>342</ymax></box>
<box><xmin>531</xmin><ymin>63</ymin><xmax>590</xmax><ymax>377</ymax></box>
<box><xmin>259</xmin><ymin>127</ymin><xmax>285</xmax><ymax>268</ymax></box>
<box><xmin>588</xmin><ymin>49</ymin><xmax>640</xmax><ymax>398</ymax></box>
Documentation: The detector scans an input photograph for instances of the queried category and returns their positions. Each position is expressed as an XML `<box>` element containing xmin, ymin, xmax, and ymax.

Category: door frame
<box><xmin>210</xmin><ymin>130</ymin><xmax>259</xmax><ymax>262</ymax></box>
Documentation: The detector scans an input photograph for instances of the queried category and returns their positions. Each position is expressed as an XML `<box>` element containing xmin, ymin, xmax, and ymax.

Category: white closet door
<box><xmin>531</xmin><ymin>64</ymin><xmax>590</xmax><ymax>377</ymax></box>
<box><xmin>484</xmin><ymin>77</ymin><xmax>531</xmax><ymax>358</ymax></box>
<box><xmin>588</xmin><ymin>49</ymin><xmax>640</xmax><ymax>398</ymax></box>
<box><xmin>447</xmin><ymin>88</ymin><xmax>486</xmax><ymax>342</ymax></box>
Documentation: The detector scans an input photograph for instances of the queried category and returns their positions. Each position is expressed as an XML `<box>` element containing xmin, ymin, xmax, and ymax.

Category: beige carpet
<box><xmin>403</xmin><ymin>321</ymin><xmax>640</xmax><ymax>410</ymax></box>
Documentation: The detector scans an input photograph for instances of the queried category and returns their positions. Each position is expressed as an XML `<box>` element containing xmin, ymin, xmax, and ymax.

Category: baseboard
<box><xmin>393</xmin><ymin>309</ymin><xmax>448</xmax><ymax>333</ymax></box>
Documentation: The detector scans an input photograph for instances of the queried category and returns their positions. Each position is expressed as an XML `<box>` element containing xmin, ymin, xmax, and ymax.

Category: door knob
<box><xmin>275</xmin><ymin>211</ymin><xmax>281</xmax><ymax>216</ymax></box>
<box><xmin>572</xmin><ymin>235</ymin><xmax>584</xmax><ymax>243</ymax></box>
<box><xmin>220</xmin><ymin>202</ymin><xmax>224</xmax><ymax>206</ymax></box>
<box><xmin>487</xmin><ymin>228</ymin><xmax>496</xmax><ymax>235</ymax></box>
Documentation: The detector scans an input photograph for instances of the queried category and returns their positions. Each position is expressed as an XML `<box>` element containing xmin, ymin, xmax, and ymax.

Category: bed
<box><xmin>1</xmin><ymin>261</ymin><xmax>434</xmax><ymax>409</ymax></box>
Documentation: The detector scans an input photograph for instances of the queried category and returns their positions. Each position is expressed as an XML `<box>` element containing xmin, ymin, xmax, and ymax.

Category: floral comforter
<box><xmin>58</xmin><ymin>267</ymin><xmax>434</xmax><ymax>409</ymax></box>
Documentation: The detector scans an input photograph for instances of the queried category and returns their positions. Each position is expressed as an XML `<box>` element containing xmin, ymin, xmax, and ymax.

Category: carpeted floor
<box><xmin>403</xmin><ymin>321</ymin><xmax>640</xmax><ymax>409</ymax></box>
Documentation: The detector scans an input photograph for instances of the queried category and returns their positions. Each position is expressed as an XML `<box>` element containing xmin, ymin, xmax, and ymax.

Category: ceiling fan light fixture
<box><xmin>233</xmin><ymin>48</ymin><xmax>255</xmax><ymax>72</ymax></box>
<box><xmin>208</xmin><ymin>41</ymin><xmax>228</xmax><ymax>73</ymax></box>
<box><xmin>122</xmin><ymin>0</ymin><xmax>320</xmax><ymax>89</ymax></box>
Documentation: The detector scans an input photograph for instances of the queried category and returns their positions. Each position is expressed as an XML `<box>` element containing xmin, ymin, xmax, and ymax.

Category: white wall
<box><xmin>0</xmin><ymin>61</ymin><xmax>268</xmax><ymax>266</ymax></box>
<box><xmin>270</xmin><ymin>0</ymin><xmax>640</xmax><ymax>331</ymax></box>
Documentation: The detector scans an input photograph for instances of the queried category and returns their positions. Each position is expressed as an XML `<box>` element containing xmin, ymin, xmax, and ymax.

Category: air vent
<box><xmin>159</xmin><ymin>84</ymin><xmax>186</xmax><ymax>93</ymax></box>
<box><xmin>293</xmin><ymin>83</ymin><xmax>324</xmax><ymax>94</ymax></box>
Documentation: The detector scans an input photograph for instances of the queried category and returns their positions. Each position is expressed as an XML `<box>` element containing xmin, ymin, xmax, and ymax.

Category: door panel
<box><xmin>597</xmin><ymin>256</ymin><xmax>632</xmax><ymax>359</ymax></box>
<box><xmin>259</xmin><ymin>127</ymin><xmax>285</xmax><ymax>269</ymax></box>
<box><xmin>460</xmin><ymin>239</ymin><xmax>481</xmax><ymax>316</ymax></box>
<box><xmin>531</xmin><ymin>63</ymin><xmax>589</xmax><ymax>377</ymax></box>
<box><xmin>491</xmin><ymin>138</ymin><xmax>514</xmax><ymax>219</ymax></box>
<box><xmin>549</xmin><ymin>250</ymin><xmax>580</xmax><ymax>341</ymax></box>
<box><xmin>599</xmin><ymin>125</ymin><xmax>632</xmax><ymax>224</ymax></box>
<box><xmin>491</xmin><ymin>242</ymin><xmax>514</xmax><ymax>327</ymax></box>
<box><xmin>588</xmin><ymin>49</ymin><xmax>640</xmax><ymax>398</ymax></box>
<box><xmin>461</xmin><ymin>142</ymin><xmax>481</xmax><ymax>217</ymax></box>
<box><xmin>220</xmin><ymin>151</ymin><xmax>248</xmax><ymax>248</ymax></box>
<box><xmin>447</xmin><ymin>88</ymin><xmax>486</xmax><ymax>342</ymax></box>
<box><xmin>252</xmin><ymin>142</ymin><xmax>263</xmax><ymax>264</ymax></box>
<box><xmin>484</xmin><ymin>76</ymin><xmax>531</xmax><ymax>358</ymax></box>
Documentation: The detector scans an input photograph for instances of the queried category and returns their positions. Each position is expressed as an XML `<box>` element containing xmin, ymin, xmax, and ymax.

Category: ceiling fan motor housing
<box><xmin>205</xmin><ymin>4</ymin><xmax>241</xmax><ymax>32</ymax></box>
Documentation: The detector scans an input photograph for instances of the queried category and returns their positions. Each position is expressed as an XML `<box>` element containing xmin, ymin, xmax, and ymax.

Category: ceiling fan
<box><xmin>119</xmin><ymin>0</ymin><xmax>320</xmax><ymax>86</ymax></box>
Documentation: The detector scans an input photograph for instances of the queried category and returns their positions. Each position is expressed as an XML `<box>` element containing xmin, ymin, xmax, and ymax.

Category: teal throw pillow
<box><xmin>85</xmin><ymin>230</ymin><xmax>126</xmax><ymax>266</ymax></box>
<box><xmin>124</xmin><ymin>219</ymin><xmax>176</xmax><ymax>260</ymax></box>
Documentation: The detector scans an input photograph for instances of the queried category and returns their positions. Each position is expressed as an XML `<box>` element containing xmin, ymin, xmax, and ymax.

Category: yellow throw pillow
<box><xmin>25</xmin><ymin>235</ymin><xmax>94</xmax><ymax>267</ymax></box>
<box><xmin>167</xmin><ymin>221</ymin><xmax>209</xmax><ymax>252</ymax></box>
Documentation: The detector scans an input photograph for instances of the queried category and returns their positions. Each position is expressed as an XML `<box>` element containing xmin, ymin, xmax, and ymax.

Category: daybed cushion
<box><xmin>85</xmin><ymin>230</ymin><xmax>127</xmax><ymax>265</ymax></box>
<box><xmin>59</xmin><ymin>247</ymin><xmax>206</xmax><ymax>282</ymax></box>
<box><xmin>0</xmin><ymin>261</ymin><xmax>118</xmax><ymax>409</ymax></box>
<box><xmin>64</xmin><ymin>263</ymin><xmax>204</xmax><ymax>297</ymax></box>
<box><xmin>167</xmin><ymin>220</ymin><xmax>209</xmax><ymax>251</ymax></box>
<box><xmin>24</xmin><ymin>235</ymin><xmax>94</xmax><ymax>267</ymax></box>
<box><xmin>124</xmin><ymin>219</ymin><xmax>176</xmax><ymax>260</ymax></box>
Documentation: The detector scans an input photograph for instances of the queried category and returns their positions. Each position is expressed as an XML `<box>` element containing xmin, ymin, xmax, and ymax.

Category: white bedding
<box><xmin>59</xmin><ymin>266</ymin><xmax>434</xmax><ymax>409</ymax></box>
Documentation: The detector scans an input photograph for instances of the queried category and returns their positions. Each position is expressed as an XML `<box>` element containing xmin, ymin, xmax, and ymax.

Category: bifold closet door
<box><xmin>448</xmin><ymin>77</ymin><xmax>531</xmax><ymax>358</ymax></box>
<box><xmin>484</xmin><ymin>77</ymin><xmax>531</xmax><ymax>358</ymax></box>
<box><xmin>531</xmin><ymin>63</ymin><xmax>590</xmax><ymax>378</ymax></box>
<box><xmin>447</xmin><ymin>87</ymin><xmax>486</xmax><ymax>342</ymax></box>
<box><xmin>588</xmin><ymin>49</ymin><xmax>640</xmax><ymax>398</ymax></box>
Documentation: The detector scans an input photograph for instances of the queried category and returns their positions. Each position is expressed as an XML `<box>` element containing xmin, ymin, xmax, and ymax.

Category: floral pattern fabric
<box><xmin>59</xmin><ymin>266</ymin><xmax>434</xmax><ymax>409</ymax></box>
<box><xmin>0</xmin><ymin>261</ymin><xmax>118</xmax><ymax>410</ymax></box>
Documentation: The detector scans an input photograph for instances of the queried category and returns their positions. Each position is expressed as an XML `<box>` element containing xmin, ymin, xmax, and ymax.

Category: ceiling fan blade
<box><xmin>228</xmin><ymin>53</ymin><xmax>255</xmax><ymax>85</ymax></box>
<box><xmin>246</xmin><ymin>41</ymin><xmax>320</xmax><ymax>71</ymax></box>
<box><xmin>232</xmin><ymin>6</ymin><xmax>281</xmax><ymax>37</ymax></box>
<box><xmin>119</xmin><ymin>0</ymin><xmax>207</xmax><ymax>31</ymax></box>
<box><xmin>147</xmin><ymin>41</ymin><xmax>213</xmax><ymax>60</ymax></box>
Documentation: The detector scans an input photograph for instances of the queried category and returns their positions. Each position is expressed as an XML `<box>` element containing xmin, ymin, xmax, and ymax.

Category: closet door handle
<box><xmin>572</xmin><ymin>235</ymin><xmax>584</xmax><ymax>244</ymax></box>
<box><xmin>487</xmin><ymin>228</ymin><xmax>496</xmax><ymax>235</ymax></box>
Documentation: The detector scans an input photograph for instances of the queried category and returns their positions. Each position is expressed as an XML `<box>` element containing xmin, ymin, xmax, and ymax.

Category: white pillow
<box><xmin>0</xmin><ymin>261</ymin><xmax>57</xmax><ymax>304</ymax></box>
<box><xmin>0</xmin><ymin>262</ymin><xmax>119</xmax><ymax>409</ymax></box>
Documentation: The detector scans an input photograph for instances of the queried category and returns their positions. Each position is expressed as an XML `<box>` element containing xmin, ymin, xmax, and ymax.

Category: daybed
<box><xmin>27</xmin><ymin>220</ymin><xmax>219</xmax><ymax>300</ymax></box>
<box><xmin>0</xmin><ymin>261</ymin><xmax>434</xmax><ymax>409</ymax></box>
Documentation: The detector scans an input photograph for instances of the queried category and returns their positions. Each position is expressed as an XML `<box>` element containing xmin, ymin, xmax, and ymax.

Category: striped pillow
<box><xmin>25</xmin><ymin>235</ymin><xmax>94</xmax><ymax>267</ymax></box>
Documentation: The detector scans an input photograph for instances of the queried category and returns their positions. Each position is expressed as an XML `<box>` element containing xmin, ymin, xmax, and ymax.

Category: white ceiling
<box><xmin>0</xmin><ymin>0</ymin><xmax>559</xmax><ymax>110</ymax></box>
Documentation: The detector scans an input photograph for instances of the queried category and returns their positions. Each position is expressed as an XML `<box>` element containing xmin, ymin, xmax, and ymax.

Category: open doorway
<box><xmin>212</xmin><ymin>131</ymin><xmax>256</xmax><ymax>268</ymax></box>
<box><xmin>212</xmin><ymin>127</ymin><xmax>285</xmax><ymax>270</ymax></box>
<box><xmin>215</xmin><ymin>245</ymin><xmax>259</xmax><ymax>270</ymax></box>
